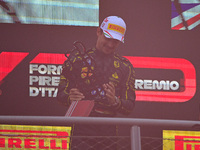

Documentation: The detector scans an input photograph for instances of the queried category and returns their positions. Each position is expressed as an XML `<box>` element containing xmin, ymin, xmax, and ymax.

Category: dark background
<box><xmin>0</xmin><ymin>0</ymin><xmax>200</xmax><ymax>137</ymax></box>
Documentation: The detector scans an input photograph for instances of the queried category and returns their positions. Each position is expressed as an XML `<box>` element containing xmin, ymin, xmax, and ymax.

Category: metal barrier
<box><xmin>0</xmin><ymin>116</ymin><xmax>200</xmax><ymax>150</ymax></box>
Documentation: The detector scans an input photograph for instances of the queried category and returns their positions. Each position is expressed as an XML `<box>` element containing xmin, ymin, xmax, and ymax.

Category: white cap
<box><xmin>100</xmin><ymin>16</ymin><xmax>126</xmax><ymax>43</ymax></box>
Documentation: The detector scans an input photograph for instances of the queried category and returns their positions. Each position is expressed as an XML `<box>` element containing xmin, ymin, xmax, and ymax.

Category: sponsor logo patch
<box><xmin>107</xmin><ymin>23</ymin><xmax>125</xmax><ymax>34</ymax></box>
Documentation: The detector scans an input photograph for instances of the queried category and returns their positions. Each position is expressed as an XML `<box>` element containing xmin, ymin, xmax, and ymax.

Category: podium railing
<box><xmin>0</xmin><ymin>116</ymin><xmax>200</xmax><ymax>150</ymax></box>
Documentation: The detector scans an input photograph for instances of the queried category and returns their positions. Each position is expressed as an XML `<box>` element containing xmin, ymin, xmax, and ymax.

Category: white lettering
<box><xmin>53</xmin><ymin>88</ymin><xmax>58</xmax><ymax>97</ymax></box>
<box><xmin>52</xmin><ymin>77</ymin><xmax>60</xmax><ymax>86</ymax></box>
<box><xmin>135</xmin><ymin>79</ymin><xmax>144</xmax><ymax>89</ymax></box>
<box><xmin>144</xmin><ymin>80</ymin><xmax>152</xmax><ymax>89</ymax></box>
<box><xmin>47</xmin><ymin>65</ymin><xmax>56</xmax><ymax>75</ymax></box>
<box><xmin>38</xmin><ymin>65</ymin><xmax>47</xmax><ymax>74</ymax></box>
<box><xmin>29</xmin><ymin>87</ymin><xmax>39</xmax><ymax>96</ymax></box>
<box><xmin>29</xmin><ymin>64</ymin><xmax>61</xmax><ymax>98</ymax></box>
<box><xmin>39</xmin><ymin>76</ymin><xmax>51</xmax><ymax>86</ymax></box>
<box><xmin>57</xmin><ymin>66</ymin><xmax>62</xmax><ymax>75</ymax></box>
<box><xmin>29</xmin><ymin>76</ymin><xmax>60</xmax><ymax>86</ymax></box>
<box><xmin>29</xmin><ymin>76</ymin><xmax>38</xmax><ymax>85</ymax></box>
<box><xmin>170</xmin><ymin>81</ymin><xmax>179</xmax><ymax>90</ymax></box>
<box><xmin>29</xmin><ymin>87</ymin><xmax>58</xmax><ymax>97</ymax></box>
<box><xmin>29</xmin><ymin>64</ymin><xmax>38</xmax><ymax>74</ymax></box>
<box><xmin>29</xmin><ymin>64</ymin><xmax>62</xmax><ymax>75</ymax></box>
<box><xmin>135</xmin><ymin>79</ymin><xmax>179</xmax><ymax>91</ymax></box>
<box><xmin>152</xmin><ymin>80</ymin><xmax>170</xmax><ymax>90</ymax></box>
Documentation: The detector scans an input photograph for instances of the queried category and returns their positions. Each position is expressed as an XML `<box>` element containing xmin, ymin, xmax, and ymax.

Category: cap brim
<box><xmin>103</xmin><ymin>30</ymin><xmax>124</xmax><ymax>43</ymax></box>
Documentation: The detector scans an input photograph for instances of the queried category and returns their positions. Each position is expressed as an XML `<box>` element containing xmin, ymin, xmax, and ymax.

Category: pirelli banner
<box><xmin>163</xmin><ymin>130</ymin><xmax>200</xmax><ymax>150</ymax></box>
<box><xmin>0</xmin><ymin>124</ymin><xmax>71</xmax><ymax>150</ymax></box>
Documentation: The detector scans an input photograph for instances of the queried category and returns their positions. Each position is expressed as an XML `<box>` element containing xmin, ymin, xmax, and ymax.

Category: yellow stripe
<box><xmin>108</xmin><ymin>23</ymin><xmax>125</xmax><ymax>34</ymax></box>
<box><xmin>125</xmin><ymin>66</ymin><xmax>132</xmax><ymax>99</ymax></box>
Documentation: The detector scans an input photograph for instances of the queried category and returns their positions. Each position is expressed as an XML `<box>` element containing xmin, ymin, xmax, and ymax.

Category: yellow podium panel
<box><xmin>0</xmin><ymin>124</ymin><xmax>71</xmax><ymax>150</ymax></box>
<box><xmin>163</xmin><ymin>130</ymin><xmax>200</xmax><ymax>150</ymax></box>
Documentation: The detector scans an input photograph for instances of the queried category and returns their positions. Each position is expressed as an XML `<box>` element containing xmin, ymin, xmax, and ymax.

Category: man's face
<box><xmin>96</xmin><ymin>28</ymin><xmax>120</xmax><ymax>54</ymax></box>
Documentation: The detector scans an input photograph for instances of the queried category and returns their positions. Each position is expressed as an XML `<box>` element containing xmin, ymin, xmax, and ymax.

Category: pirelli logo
<box><xmin>163</xmin><ymin>130</ymin><xmax>200</xmax><ymax>150</ymax></box>
<box><xmin>0</xmin><ymin>124</ymin><xmax>71</xmax><ymax>150</ymax></box>
<box><xmin>108</xmin><ymin>23</ymin><xmax>125</xmax><ymax>34</ymax></box>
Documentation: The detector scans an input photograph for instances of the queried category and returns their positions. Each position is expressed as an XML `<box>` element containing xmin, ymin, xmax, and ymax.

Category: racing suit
<box><xmin>57</xmin><ymin>47</ymin><xmax>136</xmax><ymax>149</ymax></box>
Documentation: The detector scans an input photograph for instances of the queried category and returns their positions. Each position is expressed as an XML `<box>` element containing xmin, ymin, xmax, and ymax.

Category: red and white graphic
<box><xmin>0</xmin><ymin>52</ymin><xmax>196</xmax><ymax>103</ymax></box>
<box><xmin>0</xmin><ymin>52</ymin><xmax>29</xmax><ymax>83</ymax></box>
<box><xmin>125</xmin><ymin>56</ymin><xmax>196</xmax><ymax>102</ymax></box>
<box><xmin>171</xmin><ymin>0</ymin><xmax>200</xmax><ymax>30</ymax></box>
<box><xmin>65</xmin><ymin>100</ymin><xmax>94</xmax><ymax>117</ymax></box>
